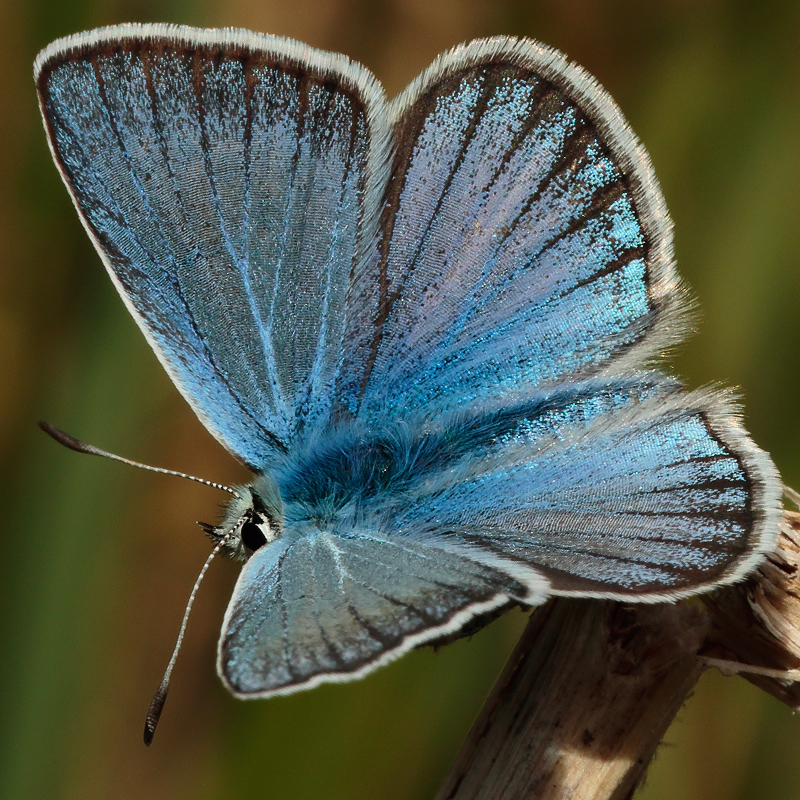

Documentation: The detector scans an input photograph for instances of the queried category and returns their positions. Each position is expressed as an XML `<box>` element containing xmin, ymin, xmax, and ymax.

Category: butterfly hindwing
<box><xmin>218</xmin><ymin>528</ymin><xmax>536</xmax><ymax>697</ymax></box>
<box><xmin>339</xmin><ymin>38</ymin><xmax>687</xmax><ymax>422</ymax></box>
<box><xmin>35</xmin><ymin>25</ymin><xmax>389</xmax><ymax>466</ymax></box>
<box><xmin>387</xmin><ymin>381</ymin><xmax>780</xmax><ymax>598</ymax></box>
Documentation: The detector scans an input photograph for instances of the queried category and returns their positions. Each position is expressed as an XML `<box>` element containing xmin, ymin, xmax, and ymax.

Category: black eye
<box><xmin>241</xmin><ymin>518</ymin><xmax>267</xmax><ymax>552</ymax></box>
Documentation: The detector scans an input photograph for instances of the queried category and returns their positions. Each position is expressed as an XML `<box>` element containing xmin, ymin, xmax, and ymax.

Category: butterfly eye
<box><xmin>241</xmin><ymin>517</ymin><xmax>268</xmax><ymax>552</ymax></box>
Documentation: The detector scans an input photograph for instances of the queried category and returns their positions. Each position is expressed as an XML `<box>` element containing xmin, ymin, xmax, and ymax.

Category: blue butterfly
<box><xmin>35</xmin><ymin>23</ymin><xmax>781</xmax><ymax>737</ymax></box>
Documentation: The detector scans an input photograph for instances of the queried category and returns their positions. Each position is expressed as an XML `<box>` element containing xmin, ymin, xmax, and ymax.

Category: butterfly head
<box><xmin>203</xmin><ymin>477</ymin><xmax>284</xmax><ymax>561</ymax></box>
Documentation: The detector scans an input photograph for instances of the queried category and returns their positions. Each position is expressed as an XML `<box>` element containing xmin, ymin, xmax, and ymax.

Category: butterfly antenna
<box><xmin>39</xmin><ymin>421</ymin><xmax>239</xmax><ymax>497</ymax></box>
<box><xmin>143</xmin><ymin>526</ymin><xmax>238</xmax><ymax>746</ymax></box>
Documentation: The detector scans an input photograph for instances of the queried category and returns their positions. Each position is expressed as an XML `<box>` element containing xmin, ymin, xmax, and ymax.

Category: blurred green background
<box><xmin>2</xmin><ymin>0</ymin><xmax>799</xmax><ymax>798</ymax></box>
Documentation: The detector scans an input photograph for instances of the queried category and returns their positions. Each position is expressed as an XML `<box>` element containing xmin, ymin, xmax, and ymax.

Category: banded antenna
<box><xmin>39</xmin><ymin>421</ymin><xmax>240</xmax><ymax>497</ymax></box>
<box><xmin>39</xmin><ymin>420</ymin><xmax>244</xmax><ymax>744</ymax></box>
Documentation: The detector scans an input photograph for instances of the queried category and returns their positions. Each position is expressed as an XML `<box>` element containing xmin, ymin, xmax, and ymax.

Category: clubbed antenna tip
<box><xmin>144</xmin><ymin>682</ymin><xmax>169</xmax><ymax>746</ymax></box>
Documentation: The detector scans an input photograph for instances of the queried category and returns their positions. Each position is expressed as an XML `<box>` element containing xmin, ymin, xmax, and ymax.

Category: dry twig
<box><xmin>437</xmin><ymin>510</ymin><xmax>800</xmax><ymax>800</ymax></box>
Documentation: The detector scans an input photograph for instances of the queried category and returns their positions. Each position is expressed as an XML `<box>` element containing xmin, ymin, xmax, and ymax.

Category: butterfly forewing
<box><xmin>340</xmin><ymin>40</ymin><xmax>686</xmax><ymax>422</ymax></box>
<box><xmin>36</xmin><ymin>27</ymin><xmax>388</xmax><ymax>467</ymax></box>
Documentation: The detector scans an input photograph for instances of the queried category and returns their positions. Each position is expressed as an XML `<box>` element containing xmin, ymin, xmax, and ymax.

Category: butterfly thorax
<box><xmin>212</xmin><ymin>423</ymin><xmax>450</xmax><ymax>561</ymax></box>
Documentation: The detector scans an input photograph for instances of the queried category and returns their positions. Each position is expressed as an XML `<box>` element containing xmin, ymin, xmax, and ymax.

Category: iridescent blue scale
<box><xmin>35</xmin><ymin>25</ymin><xmax>781</xmax><ymax>700</ymax></box>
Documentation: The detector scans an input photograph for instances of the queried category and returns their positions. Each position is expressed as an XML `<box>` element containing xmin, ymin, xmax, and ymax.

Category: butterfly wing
<box><xmin>338</xmin><ymin>38</ymin><xmax>687</xmax><ymax>422</ymax></box>
<box><xmin>35</xmin><ymin>24</ymin><xmax>389</xmax><ymax>466</ymax></box>
<box><xmin>220</xmin><ymin>375</ymin><xmax>780</xmax><ymax>696</ymax></box>
<box><xmin>385</xmin><ymin>380</ymin><xmax>781</xmax><ymax>598</ymax></box>
<box><xmin>218</xmin><ymin>527</ymin><xmax>539</xmax><ymax>697</ymax></box>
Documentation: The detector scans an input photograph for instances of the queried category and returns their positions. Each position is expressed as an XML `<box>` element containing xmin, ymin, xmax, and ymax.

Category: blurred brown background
<box><xmin>2</xmin><ymin>1</ymin><xmax>799</xmax><ymax>798</ymax></box>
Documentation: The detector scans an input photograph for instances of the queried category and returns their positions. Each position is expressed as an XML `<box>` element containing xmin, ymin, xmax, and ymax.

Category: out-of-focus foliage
<box><xmin>1</xmin><ymin>1</ymin><xmax>798</xmax><ymax>798</ymax></box>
